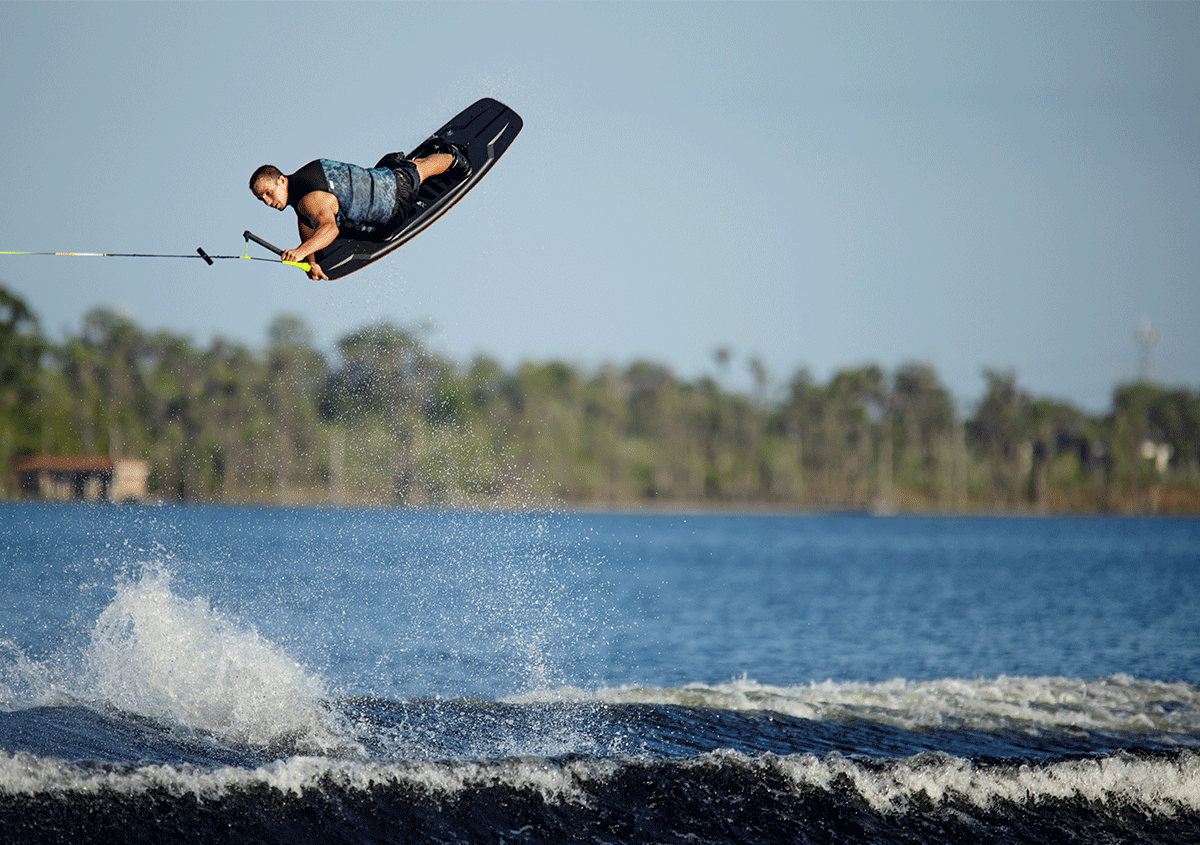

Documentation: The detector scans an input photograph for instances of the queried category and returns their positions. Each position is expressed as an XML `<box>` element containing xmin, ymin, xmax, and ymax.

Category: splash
<box><xmin>0</xmin><ymin>640</ymin><xmax>57</xmax><ymax>711</ymax></box>
<box><xmin>81</xmin><ymin>568</ymin><xmax>335</xmax><ymax>751</ymax></box>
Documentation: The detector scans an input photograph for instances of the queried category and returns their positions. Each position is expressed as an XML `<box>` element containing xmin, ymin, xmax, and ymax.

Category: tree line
<box><xmin>1</xmin><ymin>287</ymin><xmax>1196</xmax><ymax>513</ymax></box>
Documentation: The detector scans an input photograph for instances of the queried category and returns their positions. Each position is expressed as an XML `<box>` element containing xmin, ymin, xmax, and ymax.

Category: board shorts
<box><xmin>374</xmin><ymin>154</ymin><xmax>421</xmax><ymax>229</ymax></box>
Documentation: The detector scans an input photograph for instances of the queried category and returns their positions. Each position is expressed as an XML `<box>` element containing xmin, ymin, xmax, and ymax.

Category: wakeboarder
<box><xmin>249</xmin><ymin>145</ymin><xmax>468</xmax><ymax>280</ymax></box>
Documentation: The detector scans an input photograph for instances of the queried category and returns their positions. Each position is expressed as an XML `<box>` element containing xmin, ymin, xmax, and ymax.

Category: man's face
<box><xmin>253</xmin><ymin>176</ymin><xmax>288</xmax><ymax>210</ymax></box>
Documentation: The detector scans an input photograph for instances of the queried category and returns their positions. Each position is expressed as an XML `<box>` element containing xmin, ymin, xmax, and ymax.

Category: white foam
<box><xmin>80</xmin><ymin>568</ymin><xmax>340</xmax><ymax>752</ymax></box>
<box><xmin>4</xmin><ymin>746</ymin><xmax>1197</xmax><ymax>816</ymax></box>
<box><xmin>769</xmin><ymin>748</ymin><xmax>1200</xmax><ymax>814</ymax></box>
<box><xmin>512</xmin><ymin>674</ymin><xmax>1200</xmax><ymax>736</ymax></box>
<box><xmin>0</xmin><ymin>749</ymin><xmax>618</xmax><ymax>803</ymax></box>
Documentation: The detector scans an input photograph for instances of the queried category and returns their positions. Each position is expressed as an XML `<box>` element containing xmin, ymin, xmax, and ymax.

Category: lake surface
<box><xmin>2</xmin><ymin>504</ymin><xmax>1198</xmax><ymax>843</ymax></box>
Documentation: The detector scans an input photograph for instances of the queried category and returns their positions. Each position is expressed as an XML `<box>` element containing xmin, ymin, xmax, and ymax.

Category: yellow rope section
<box><xmin>241</xmin><ymin>241</ymin><xmax>310</xmax><ymax>273</ymax></box>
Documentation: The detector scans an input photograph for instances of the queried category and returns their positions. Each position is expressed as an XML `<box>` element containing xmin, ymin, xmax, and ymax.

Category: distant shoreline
<box><xmin>4</xmin><ymin>496</ymin><xmax>1197</xmax><ymax>518</ymax></box>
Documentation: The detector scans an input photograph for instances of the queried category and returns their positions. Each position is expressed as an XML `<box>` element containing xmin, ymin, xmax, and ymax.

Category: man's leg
<box><xmin>412</xmin><ymin>153</ymin><xmax>453</xmax><ymax>182</ymax></box>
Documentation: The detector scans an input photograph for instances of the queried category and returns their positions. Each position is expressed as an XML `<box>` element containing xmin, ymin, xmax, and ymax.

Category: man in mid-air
<box><xmin>250</xmin><ymin>145</ymin><xmax>468</xmax><ymax>280</ymax></box>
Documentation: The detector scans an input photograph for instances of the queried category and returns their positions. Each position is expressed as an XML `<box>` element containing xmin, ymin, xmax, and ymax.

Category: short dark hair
<box><xmin>249</xmin><ymin>165</ymin><xmax>284</xmax><ymax>192</ymax></box>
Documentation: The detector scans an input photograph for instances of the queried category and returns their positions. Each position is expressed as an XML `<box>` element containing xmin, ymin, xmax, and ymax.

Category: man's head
<box><xmin>250</xmin><ymin>165</ymin><xmax>288</xmax><ymax>210</ymax></box>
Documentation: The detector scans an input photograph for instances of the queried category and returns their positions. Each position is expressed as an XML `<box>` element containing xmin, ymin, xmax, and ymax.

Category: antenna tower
<box><xmin>1135</xmin><ymin>316</ymin><xmax>1158</xmax><ymax>382</ymax></box>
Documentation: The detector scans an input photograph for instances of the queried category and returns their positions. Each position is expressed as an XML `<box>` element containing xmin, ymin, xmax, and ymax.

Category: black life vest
<box><xmin>287</xmin><ymin>159</ymin><xmax>400</xmax><ymax>233</ymax></box>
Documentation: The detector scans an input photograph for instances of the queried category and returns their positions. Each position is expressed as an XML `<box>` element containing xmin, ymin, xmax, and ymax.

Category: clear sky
<box><xmin>2</xmin><ymin>1</ymin><xmax>1196</xmax><ymax>412</ymax></box>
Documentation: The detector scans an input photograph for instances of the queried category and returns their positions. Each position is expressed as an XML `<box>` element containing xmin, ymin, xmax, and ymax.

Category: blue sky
<box><xmin>2</xmin><ymin>1</ymin><xmax>1196</xmax><ymax>412</ymax></box>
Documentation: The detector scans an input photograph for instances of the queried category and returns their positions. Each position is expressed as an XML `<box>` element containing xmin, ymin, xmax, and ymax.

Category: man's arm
<box><xmin>285</xmin><ymin>192</ymin><xmax>340</xmax><ymax>280</ymax></box>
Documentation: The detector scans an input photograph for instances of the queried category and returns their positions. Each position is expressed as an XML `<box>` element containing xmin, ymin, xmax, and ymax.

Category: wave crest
<box><xmin>513</xmin><ymin>674</ymin><xmax>1200</xmax><ymax>736</ymax></box>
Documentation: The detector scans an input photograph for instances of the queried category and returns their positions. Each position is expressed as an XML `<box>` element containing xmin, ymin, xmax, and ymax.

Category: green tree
<box><xmin>1110</xmin><ymin>382</ymin><xmax>1200</xmax><ymax>512</ymax></box>
<box><xmin>320</xmin><ymin>322</ymin><xmax>451</xmax><ymax>503</ymax></box>
<box><xmin>143</xmin><ymin>330</ymin><xmax>207</xmax><ymax>499</ymax></box>
<box><xmin>891</xmin><ymin>362</ymin><xmax>955</xmax><ymax>507</ymax></box>
<box><xmin>264</xmin><ymin>315</ymin><xmax>328</xmax><ymax>502</ymax></box>
<box><xmin>205</xmin><ymin>336</ymin><xmax>272</xmax><ymax>499</ymax></box>
<box><xmin>79</xmin><ymin>308</ymin><xmax>151</xmax><ymax>457</ymax></box>
<box><xmin>0</xmin><ymin>286</ymin><xmax>46</xmax><ymax>490</ymax></box>
<box><xmin>825</xmin><ymin>366</ymin><xmax>884</xmax><ymax>507</ymax></box>
<box><xmin>970</xmin><ymin>369</ymin><xmax>1029</xmax><ymax>508</ymax></box>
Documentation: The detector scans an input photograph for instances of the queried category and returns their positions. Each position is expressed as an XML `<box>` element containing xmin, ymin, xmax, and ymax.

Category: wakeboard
<box><xmin>249</xmin><ymin>97</ymin><xmax>522</xmax><ymax>280</ymax></box>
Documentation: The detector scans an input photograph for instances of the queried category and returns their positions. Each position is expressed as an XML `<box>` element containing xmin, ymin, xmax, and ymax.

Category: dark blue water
<box><xmin>2</xmin><ymin>504</ymin><xmax>1198</xmax><ymax>843</ymax></box>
